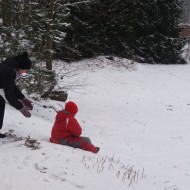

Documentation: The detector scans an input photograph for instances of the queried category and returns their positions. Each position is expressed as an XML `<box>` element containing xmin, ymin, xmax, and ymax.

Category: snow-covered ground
<box><xmin>0</xmin><ymin>57</ymin><xmax>190</xmax><ymax>190</ymax></box>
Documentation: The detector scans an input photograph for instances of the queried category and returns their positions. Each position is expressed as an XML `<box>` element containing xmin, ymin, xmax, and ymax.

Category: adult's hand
<box><xmin>21</xmin><ymin>97</ymin><xmax>33</xmax><ymax>110</ymax></box>
<box><xmin>19</xmin><ymin>106</ymin><xmax>31</xmax><ymax>117</ymax></box>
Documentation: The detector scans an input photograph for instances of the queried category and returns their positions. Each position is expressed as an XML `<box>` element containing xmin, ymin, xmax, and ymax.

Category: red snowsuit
<box><xmin>50</xmin><ymin>110</ymin><xmax>98</xmax><ymax>153</ymax></box>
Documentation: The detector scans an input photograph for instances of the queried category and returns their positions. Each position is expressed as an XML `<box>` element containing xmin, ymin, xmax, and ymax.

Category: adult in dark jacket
<box><xmin>0</xmin><ymin>52</ymin><xmax>33</xmax><ymax>138</ymax></box>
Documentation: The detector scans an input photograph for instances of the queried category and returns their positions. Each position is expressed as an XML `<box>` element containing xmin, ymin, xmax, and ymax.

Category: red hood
<box><xmin>56</xmin><ymin>110</ymin><xmax>72</xmax><ymax>122</ymax></box>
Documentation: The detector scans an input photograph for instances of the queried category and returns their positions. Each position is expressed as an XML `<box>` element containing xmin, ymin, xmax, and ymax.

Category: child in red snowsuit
<box><xmin>50</xmin><ymin>101</ymin><xmax>100</xmax><ymax>154</ymax></box>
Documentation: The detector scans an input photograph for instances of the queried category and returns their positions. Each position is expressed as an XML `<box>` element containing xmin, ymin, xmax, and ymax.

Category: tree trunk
<box><xmin>45</xmin><ymin>39</ymin><xmax>53</xmax><ymax>70</ymax></box>
<box><xmin>45</xmin><ymin>0</ymin><xmax>55</xmax><ymax>70</ymax></box>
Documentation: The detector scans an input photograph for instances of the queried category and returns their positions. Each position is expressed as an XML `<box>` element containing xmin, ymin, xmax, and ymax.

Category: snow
<box><xmin>1</xmin><ymin>57</ymin><xmax>190</xmax><ymax>190</ymax></box>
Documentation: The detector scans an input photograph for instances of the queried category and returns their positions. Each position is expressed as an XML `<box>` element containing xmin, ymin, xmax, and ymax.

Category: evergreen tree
<box><xmin>60</xmin><ymin>0</ymin><xmax>185</xmax><ymax>64</ymax></box>
<box><xmin>0</xmin><ymin>0</ymin><xmax>65</xmax><ymax>97</ymax></box>
<box><xmin>57</xmin><ymin>0</ymin><xmax>101</xmax><ymax>61</ymax></box>
<box><xmin>133</xmin><ymin>0</ymin><xmax>185</xmax><ymax>64</ymax></box>
<box><xmin>22</xmin><ymin>0</ymin><xmax>69</xmax><ymax>69</ymax></box>
<box><xmin>0</xmin><ymin>0</ymin><xmax>23</xmax><ymax>58</ymax></box>
<box><xmin>0</xmin><ymin>0</ymin><xmax>186</xmax><ymax>64</ymax></box>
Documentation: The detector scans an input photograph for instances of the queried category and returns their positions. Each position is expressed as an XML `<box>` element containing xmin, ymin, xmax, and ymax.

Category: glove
<box><xmin>21</xmin><ymin>97</ymin><xmax>33</xmax><ymax>110</ymax></box>
<box><xmin>19</xmin><ymin>106</ymin><xmax>31</xmax><ymax>118</ymax></box>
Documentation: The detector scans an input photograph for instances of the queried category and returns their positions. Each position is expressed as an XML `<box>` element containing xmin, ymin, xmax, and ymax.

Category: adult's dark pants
<box><xmin>0</xmin><ymin>95</ymin><xmax>5</xmax><ymax>130</ymax></box>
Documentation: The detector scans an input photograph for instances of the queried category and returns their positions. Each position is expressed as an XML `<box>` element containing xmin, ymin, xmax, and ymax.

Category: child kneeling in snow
<box><xmin>50</xmin><ymin>101</ymin><xmax>100</xmax><ymax>154</ymax></box>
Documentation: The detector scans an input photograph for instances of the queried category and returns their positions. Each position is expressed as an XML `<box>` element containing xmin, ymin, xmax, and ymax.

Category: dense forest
<box><xmin>0</xmin><ymin>0</ymin><xmax>187</xmax><ymax>69</ymax></box>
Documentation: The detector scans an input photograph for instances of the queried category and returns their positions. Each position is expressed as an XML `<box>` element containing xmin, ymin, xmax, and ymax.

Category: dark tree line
<box><xmin>0</xmin><ymin>0</ymin><xmax>187</xmax><ymax>67</ymax></box>
<box><xmin>61</xmin><ymin>0</ymin><xmax>185</xmax><ymax>64</ymax></box>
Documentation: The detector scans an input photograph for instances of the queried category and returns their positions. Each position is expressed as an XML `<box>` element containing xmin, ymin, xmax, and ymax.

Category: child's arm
<box><xmin>67</xmin><ymin>117</ymin><xmax>82</xmax><ymax>137</ymax></box>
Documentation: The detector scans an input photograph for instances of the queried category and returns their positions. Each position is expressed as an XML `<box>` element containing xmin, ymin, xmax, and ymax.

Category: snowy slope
<box><xmin>0</xmin><ymin>57</ymin><xmax>190</xmax><ymax>190</ymax></box>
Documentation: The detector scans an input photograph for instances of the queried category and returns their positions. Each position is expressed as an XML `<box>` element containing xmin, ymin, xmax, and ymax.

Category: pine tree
<box><xmin>0</xmin><ymin>0</ymin><xmax>35</xmax><ymax>57</ymax></box>
<box><xmin>0</xmin><ymin>0</ymin><xmax>186</xmax><ymax>64</ymax></box>
<box><xmin>0</xmin><ymin>0</ymin><xmax>22</xmax><ymax>57</ymax></box>
<box><xmin>133</xmin><ymin>0</ymin><xmax>185</xmax><ymax>64</ymax></box>
<box><xmin>22</xmin><ymin>0</ymin><xmax>69</xmax><ymax>69</ymax></box>
<box><xmin>0</xmin><ymin>0</ymin><xmax>65</xmax><ymax>97</ymax></box>
<box><xmin>61</xmin><ymin>0</ymin><xmax>185</xmax><ymax>64</ymax></box>
<box><xmin>58</xmin><ymin>0</ymin><xmax>102</xmax><ymax>61</ymax></box>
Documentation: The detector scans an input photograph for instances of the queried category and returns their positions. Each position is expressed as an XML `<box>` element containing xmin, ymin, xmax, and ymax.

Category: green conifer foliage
<box><xmin>60</xmin><ymin>0</ymin><xmax>185</xmax><ymax>64</ymax></box>
<box><xmin>0</xmin><ymin>0</ymin><xmax>28</xmax><ymax>58</ymax></box>
<box><xmin>132</xmin><ymin>0</ymin><xmax>185</xmax><ymax>63</ymax></box>
<box><xmin>0</xmin><ymin>0</ymin><xmax>186</xmax><ymax>64</ymax></box>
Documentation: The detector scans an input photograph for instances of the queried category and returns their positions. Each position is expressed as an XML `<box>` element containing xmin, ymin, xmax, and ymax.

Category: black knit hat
<box><xmin>15</xmin><ymin>52</ymin><xmax>32</xmax><ymax>70</ymax></box>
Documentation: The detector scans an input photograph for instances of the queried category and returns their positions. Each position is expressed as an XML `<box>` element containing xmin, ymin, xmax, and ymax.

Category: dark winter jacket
<box><xmin>0</xmin><ymin>57</ymin><xmax>24</xmax><ymax>110</ymax></box>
